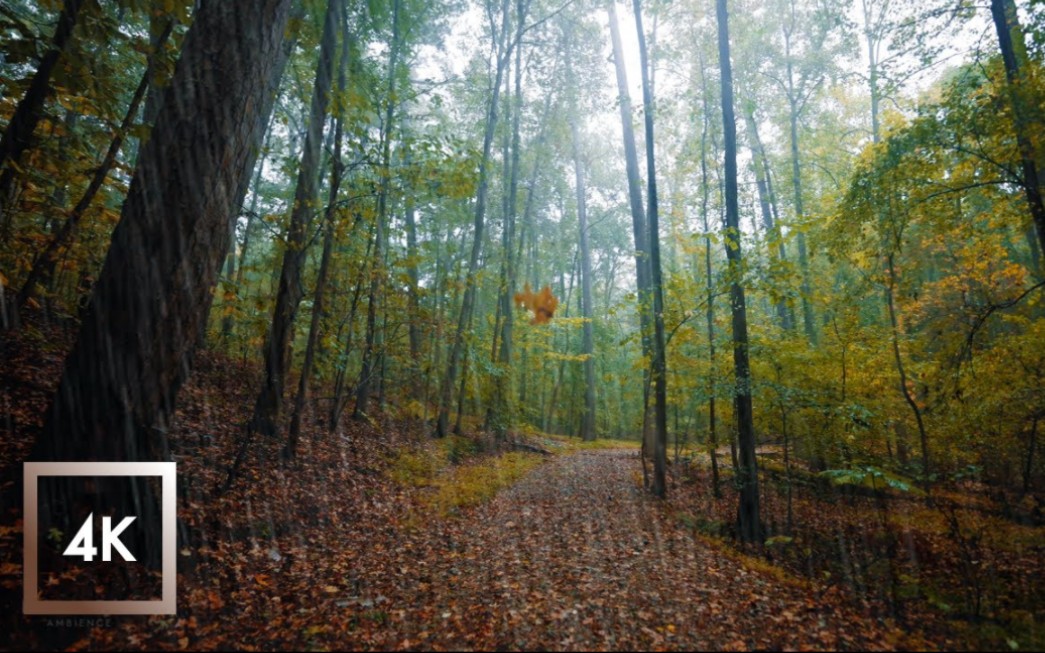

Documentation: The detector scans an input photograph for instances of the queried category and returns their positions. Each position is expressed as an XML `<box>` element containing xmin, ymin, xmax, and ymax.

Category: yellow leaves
<box><xmin>513</xmin><ymin>283</ymin><xmax>558</xmax><ymax>325</ymax></box>
<box><xmin>544</xmin><ymin>352</ymin><xmax>591</xmax><ymax>363</ymax></box>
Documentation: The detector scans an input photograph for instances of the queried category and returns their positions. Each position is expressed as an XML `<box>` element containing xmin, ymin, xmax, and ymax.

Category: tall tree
<box><xmin>487</xmin><ymin>0</ymin><xmax>529</xmax><ymax>438</ymax></box>
<box><xmin>13</xmin><ymin>21</ymin><xmax>175</xmax><ymax>323</ymax></box>
<box><xmin>31</xmin><ymin>0</ymin><xmax>293</xmax><ymax>561</ymax></box>
<box><xmin>741</xmin><ymin>101</ymin><xmax>793</xmax><ymax>331</ymax></box>
<box><xmin>991</xmin><ymin>0</ymin><xmax>1045</xmax><ymax>256</ymax></box>
<box><xmin>633</xmin><ymin>0</ymin><xmax>668</xmax><ymax>497</ymax></box>
<box><xmin>250</xmin><ymin>0</ymin><xmax>340</xmax><ymax>437</ymax></box>
<box><xmin>607</xmin><ymin>0</ymin><xmax>655</xmax><ymax>472</ymax></box>
<box><xmin>287</xmin><ymin>1</ymin><xmax>352</xmax><ymax>459</ymax></box>
<box><xmin>0</xmin><ymin>0</ymin><xmax>84</xmax><ymax>232</ymax></box>
<box><xmin>696</xmin><ymin>48</ymin><xmax>722</xmax><ymax>498</ymax></box>
<box><xmin>436</xmin><ymin>0</ymin><xmax>514</xmax><ymax>438</ymax></box>
<box><xmin>567</xmin><ymin>28</ymin><xmax>597</xmax><ymax>442</ymax></box>
<box><xmin>764</xmin><ymin>0</ymin><xmax>847</xmax><ymax>345</ymax></box>
<box><xmin>717</xmin><ymin>0</ymin><xmax>761</xmax><ymax>543</ymax></box>
<box><xmin>355</xmin><ymin>0</ymin><xmax>404</xmax><ymax>419</ymax></box>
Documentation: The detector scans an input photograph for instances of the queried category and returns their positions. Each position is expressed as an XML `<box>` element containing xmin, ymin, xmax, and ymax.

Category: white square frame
<box><xmin>23</xmin><ymin>462</ymin><xmax>176</xmax><ymax>615</ymax></box>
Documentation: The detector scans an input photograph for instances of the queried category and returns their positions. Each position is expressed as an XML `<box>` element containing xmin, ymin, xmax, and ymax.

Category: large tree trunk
<box><xmin>991</xmin><ymin>0</ymin><xmax>1045</xmax><ymax>256</ymax></box>
<box><xmin>717</xmin><ymin>0</ymin><xmax>761</xmax><ymax>543</ymax></box>
<box><xmin>250</xmin><ymin>0</ymin><xmax>339</xmax><ymax>437</ymax></box>
<box><xmin>31</xmin><ymin>0</ymin><xmax>293</xmax><ymax>565</ymax></box>
<box><xmin>0</xmin><ymin>0</ymin><xmax>83</xmax><ymax>234</ymax></box>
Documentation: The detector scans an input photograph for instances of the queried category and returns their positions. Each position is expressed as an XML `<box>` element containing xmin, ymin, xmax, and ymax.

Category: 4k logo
<box><xmin>63</xmin><ymin>513</ymin><xmax>138</xmax><ymax>562</ymax></box>
<box><xmin>24</xmin><ymin>462</ymin><xmax>177</xmax><ymax>615</ymax></box>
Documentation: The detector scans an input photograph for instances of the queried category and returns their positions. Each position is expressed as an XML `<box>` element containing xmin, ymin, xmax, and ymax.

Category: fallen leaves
<box><xmin>0</xmin><ymin>323</ymin><xmax>998</xmax><ymax>651</ymax></box>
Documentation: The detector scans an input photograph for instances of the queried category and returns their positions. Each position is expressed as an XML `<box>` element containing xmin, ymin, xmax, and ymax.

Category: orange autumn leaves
<box><xmin>513</xmin><ymin>283</ymin><xmax>558</xmax><ymax>325</ymax></box>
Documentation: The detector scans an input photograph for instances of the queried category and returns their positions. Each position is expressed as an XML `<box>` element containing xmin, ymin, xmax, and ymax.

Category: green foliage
<box><xmin>818</xmin><ymin>466</ymin><xmax>923</xmax><ymax>495</ymax></box>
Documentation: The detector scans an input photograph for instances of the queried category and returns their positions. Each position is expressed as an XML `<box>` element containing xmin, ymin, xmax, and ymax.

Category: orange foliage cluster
<box><xmin>513</xmin><ymin>283</ymin><xmax>558</xmax><ymax>325</ymax></box>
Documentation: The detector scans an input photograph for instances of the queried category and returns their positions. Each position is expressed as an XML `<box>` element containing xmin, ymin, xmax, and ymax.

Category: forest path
<box><xmin>350</xmin><ymin>448</ymin><xmax>916</xmax><ymax>651</ymax></box>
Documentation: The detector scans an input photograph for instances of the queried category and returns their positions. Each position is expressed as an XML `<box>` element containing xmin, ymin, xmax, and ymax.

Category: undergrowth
<box><xmin>388</xmin><ymin>436</ymin><xmax>542</xmax><ymax>518</ymax></box>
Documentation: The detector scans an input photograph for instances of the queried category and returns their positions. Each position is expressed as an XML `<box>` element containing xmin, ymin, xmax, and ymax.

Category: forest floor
<box><xmin>0</xmin><ymin>313</ymin><xmax>1041</xmax><ymax>650</ymax></box>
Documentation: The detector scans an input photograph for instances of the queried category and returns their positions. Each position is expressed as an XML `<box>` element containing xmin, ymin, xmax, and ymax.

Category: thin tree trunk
<box><xmin>355</xmin><ymin>0</ymin><xmax>401</xmax><ymax>418</ymax></box>
<box><xmin>861</xmin><ymin>0</ymin><xmax>881</xmax><ymax>145</ymax></box>
<box><xmin>250</xmin><ymin>0</ymin><xmax>339</xmax><ymax>437</ymax></box>
<box><xmin>698</xmin><ymin>53</ymin><xmax>721</xmax><ymax>498</ymax></box>
<box><xmin>0</xmin><ymin>0</ymin><xmax>83</xmax><ymax>233</ymax></box>
<box><xmin>224</xmin><ymin>119</ymin><xmax>276</xmax><ymax>346</ymax></box>
<box><xmin>788</xmin><ymin>98</ymin><xmax>817</xmax><ymax>344</ymax></box>
<box><xmin>404</xmin><ymin>195</ymin><xmax>422</xmax><ymax>375</ymax></box>
<box><xmin>991</xmin><ymin>0</ymin><xmax>1045</xmax><ymax>256</ymax></box>
<box><xmin>437</xmin><ymin>0</ymin><xmax>513</xmax><ymax>437</ymax></box>
<box><xmin>14</xmin><ymin>21</ymin><xmax>174</xmax><ymax>319</ymax></box>
<box><xmin>487</xmin><ymin>10</ymin><xmax>525</xmax><ymax>437</ymax></box>
<box><xmin>1024</xmin><ymin>415</ymin><xmax>1038</xmax><ymax>496</ymax></box>
<box><xmin>633</xmin><ymin>0</ymin><xmax>668</xmax><ymax>497</ymax></box>
<box><xmin>885</xmin><ymin>252</ymin><xmax>930</xmax><ymax>484</ymax></box>
<box><xmin>544</xmin><ymin>257</ymin><xmax>577</xmax><ymax>434</ymax></box>
<box><xmin>742</xmin><ymin>104</ymin><xmax>792</xmax><ymax>331</ymax></box>
<box><xmin>565</xmin><ymin>30</ymin><xmax>596</xmax><ymax>442</ymax></box>
<box><xmin>608</xmin><ymin>0</ymin><xmax>655</xmax><ymax>462</ymax></box>
<box><xmin>514</xmin><ymin>92</ymin><xmax>552</xmax><ymax>417</ymax></box>
<box><xmin>286</xmin><ymin>5</ymin><xmax>350</xmax><ymax>458</ymax></box>
<box><xmin>717</xmin><ymin>0</ymin><xmax>761</xmax><ymax>543</ymax></box>
<box><xmin>329</xmin><ymin>226</ymin><xmax>373</xmax><ymax>432</ymax></box>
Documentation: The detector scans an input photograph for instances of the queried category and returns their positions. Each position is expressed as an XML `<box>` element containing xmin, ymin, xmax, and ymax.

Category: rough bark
<box><xmin>32</xmin><ymin>0</ymin><xmax>294</xmax><ymax>563</ymax></box>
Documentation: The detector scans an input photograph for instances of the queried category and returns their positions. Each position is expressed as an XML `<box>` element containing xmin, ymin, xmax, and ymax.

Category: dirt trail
<box><xmin>348</xmin><ymin>449</ymin><xmax>917</xmax><ymax>651</ymax></box>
